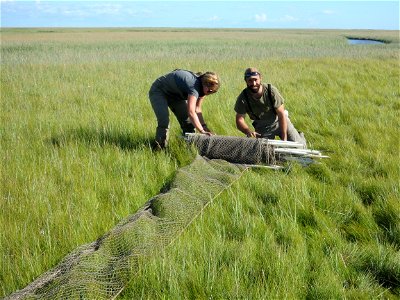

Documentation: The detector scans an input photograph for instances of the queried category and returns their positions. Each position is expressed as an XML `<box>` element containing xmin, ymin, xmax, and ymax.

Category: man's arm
<box><xmin>276</xmin><ymin>104</ymin><xmax>288</xmax><ymax>141</ymax></box>
<box><xmin>236</xmin><ymin>113</ymin><xmax>260</xmax><ymax>138</ymax></box>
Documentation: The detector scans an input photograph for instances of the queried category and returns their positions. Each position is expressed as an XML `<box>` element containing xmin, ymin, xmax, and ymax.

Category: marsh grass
<box><xmin>1</xmin><ymin>28</ymin><xmax>399</xmax><ymax>298</ymax></box>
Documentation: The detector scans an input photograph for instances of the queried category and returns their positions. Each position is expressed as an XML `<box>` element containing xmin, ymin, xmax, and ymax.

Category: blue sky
<box><xmin>1</xmin><ymin>1</ymin><xmax>399</xmax><ymax>30</ymax></box>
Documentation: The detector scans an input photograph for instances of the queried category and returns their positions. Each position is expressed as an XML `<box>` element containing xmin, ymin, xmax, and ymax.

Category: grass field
<box><xmin>1</xmin><ymin>28</ymin><xmax>399</xmax><ymax>299</ymax></box>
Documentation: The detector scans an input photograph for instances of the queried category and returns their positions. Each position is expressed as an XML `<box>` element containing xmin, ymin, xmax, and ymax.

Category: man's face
<box><xmin>245</xmin><ymin>75</ymin><xmax>262</xmax><ymax>93</ymax></box>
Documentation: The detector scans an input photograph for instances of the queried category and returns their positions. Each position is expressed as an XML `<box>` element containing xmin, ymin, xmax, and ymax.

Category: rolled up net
<box><xmin>184</xmin><ymin>134</ymin><xmax>275</xmax><ymax>165</ymax></box>
<box><xmin>184</xmin><ymin>134</ymin><xmax>327</xmax><ymax>167</ymax></box>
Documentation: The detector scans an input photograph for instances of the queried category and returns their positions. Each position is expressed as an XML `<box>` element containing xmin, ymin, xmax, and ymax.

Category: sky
<box><xmin>1</xmin><ymin>1</ymin><xmax>399</xmax><ymax>30</ymax></box>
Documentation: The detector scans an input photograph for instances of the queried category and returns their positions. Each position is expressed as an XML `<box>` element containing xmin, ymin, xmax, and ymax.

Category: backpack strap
<box><xmin>244</xmin><ymin>93</ymin><xmax>260</xmax><ymax>120</ymax></box>
<box><xmin>267</xmin><ymin>83</ymin><xmax>277</xmax><ymax>115</ymax></box>
<box><xmin>267</xmin><ymin>83</ymin><xmax>273</xmax><ymax>108</ymax></box>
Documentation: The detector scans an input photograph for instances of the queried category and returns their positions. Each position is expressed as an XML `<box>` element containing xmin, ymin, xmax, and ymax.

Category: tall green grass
<box><xmin>1</xmin><ymin>28</ymin><xmax>399</xmax><ymax>298</ymax></box>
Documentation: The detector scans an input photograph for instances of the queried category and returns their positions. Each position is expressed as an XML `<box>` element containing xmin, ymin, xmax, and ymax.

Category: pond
<box><xmin>347</xmin><ymin>38</ymin><xmax>385</xmax><ymax>45</ymax></box>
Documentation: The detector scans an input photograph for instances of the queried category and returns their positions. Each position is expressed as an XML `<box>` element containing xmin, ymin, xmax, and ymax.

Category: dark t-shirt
<box><xmin>234</xmin><ymin>83</ymin><xmax>284</xmax><ymax>125</ymax></box>
<box><xmin>155</xmin><ymin>69</ymin><xmax>204</xmax><ymax>101</ymax></box>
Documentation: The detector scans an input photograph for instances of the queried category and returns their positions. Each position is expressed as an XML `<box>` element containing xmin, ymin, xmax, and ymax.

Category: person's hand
<box><xmin>245</xmin><ymin>130</ymin><xmax>261</xmax><ymax>138</ymax></box>
<box><xmin>200</xmin><ymin>129</ymin><xmax>214</xmax><ymax>136</ymax></box>
<box><xmin>203</xmin><ymin>126</ymin><xmax>215</xmax><ymax>135</ymax></box>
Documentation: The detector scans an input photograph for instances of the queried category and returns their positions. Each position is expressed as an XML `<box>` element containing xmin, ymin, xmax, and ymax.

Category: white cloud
<box><xmin>255</xmin><ymin>13</ymin><xmax>267</xmax><ymax>22</ymax></box>
<box><xmin>90</xmin><ymin>4</ymin><xmax>123</xmax><ymax>16</ymax></box>
<box><xmin>208</xmin><ymin>15</ymin><xmax>221</xmax><ymax>21</ymax></box>
<box><xmin>62</xmin><ymin>8</ymin><xmax>87</xmax><ymax>17</ymax></box>
<box><xmin>32</xmin><ymin>2</ymin><xmax>130</xmax><ymax>18</ymax></box>
<box><xmin>322</xmin><ymin>10</ymin><xmax>335</xmax><ymax>15</ymax></box>
<box><xmin>280</xmin><ymin>15</ymin><xmax>298</xmax><ymax>22</ymax></box>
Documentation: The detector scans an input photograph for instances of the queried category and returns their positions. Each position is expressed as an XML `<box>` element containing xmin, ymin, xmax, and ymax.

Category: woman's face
<box><xmin>203</xmin><ymin>85</ymin><xmax>217</xmax><ymax>95</ymax></box>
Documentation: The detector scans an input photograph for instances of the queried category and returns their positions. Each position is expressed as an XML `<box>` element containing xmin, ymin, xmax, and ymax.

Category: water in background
<box><xmin>347</xmin><ymin>38</ymin><xmax>385</xmax><ymax>45</ymax></box>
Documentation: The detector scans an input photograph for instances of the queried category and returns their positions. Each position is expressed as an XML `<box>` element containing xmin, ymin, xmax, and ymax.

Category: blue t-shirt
<box><xmin>156</xmin><ymin>69</ymin><xmax>204</xmax><ymax>101</ymax></box>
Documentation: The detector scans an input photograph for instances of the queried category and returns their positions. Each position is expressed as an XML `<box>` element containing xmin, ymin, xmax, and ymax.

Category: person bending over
<box><xmin>149</xmin><ymin>69</ymin><xmax>220</xmax><ymax>149</ymax></box>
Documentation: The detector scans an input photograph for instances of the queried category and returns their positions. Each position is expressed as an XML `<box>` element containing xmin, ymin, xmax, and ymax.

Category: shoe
<box><xmin>151</xmin><ymin>140</ymin><xmax>166</xmax><ymax>151</ymax></box>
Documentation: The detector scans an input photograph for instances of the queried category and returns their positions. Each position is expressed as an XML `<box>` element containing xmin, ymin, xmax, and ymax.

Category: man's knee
<box><xmin>288</xmin><ymin>130</ymin><xmax>307</xmax><ymax>148</ymax></box>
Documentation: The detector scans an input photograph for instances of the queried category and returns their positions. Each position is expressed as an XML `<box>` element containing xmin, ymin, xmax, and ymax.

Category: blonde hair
<box><xmin>200</xmin><ymin>72</ymin><xmax>221</xmax><ymax>91</ymax></box>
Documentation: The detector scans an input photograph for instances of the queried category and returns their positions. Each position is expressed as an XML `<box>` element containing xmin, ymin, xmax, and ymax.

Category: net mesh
<box><xmin>7</xmin><ymin>156</ymin><xmax>246</xmax><ymax>300</ymax></box>
<box><xmin>185</xmin><ymin>134</ymin><xmax>276</xmax><ymax>165</ymax></box>
<box><xmin>7</xmin><ymin>134</ymin><xmax>325</xmax><ymax>299</ymax></box>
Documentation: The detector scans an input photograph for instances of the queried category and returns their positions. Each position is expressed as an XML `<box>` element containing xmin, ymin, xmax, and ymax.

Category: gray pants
<box><xmin>253</xmin><ymin>117</ymin><xmax>307</xmax><ymax>147</ymax></box>
<box><xmin>149</xmin><ymin>88</ymin><xmax>194</xmax><ymax>145</ymax></box>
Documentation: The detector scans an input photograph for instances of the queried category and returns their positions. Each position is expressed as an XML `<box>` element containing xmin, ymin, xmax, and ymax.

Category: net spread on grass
<box><xmin>7</xmin><ymin>156</ymin><xmax>246</xmax><ymax>299</ymax></box>
<box><xmin>7</xmin><ymin>135</ymin><xmax>326</xmax><ymax>299</ymax></box>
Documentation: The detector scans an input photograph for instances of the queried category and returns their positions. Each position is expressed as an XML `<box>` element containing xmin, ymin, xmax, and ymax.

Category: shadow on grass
<box><xmin>351</xmin><ymin>246</ymin><xmax>400</xmax><ymax>294</ymax></box>
<box><xmin>49</xmin><ymin>126</ymin><xmax>153</xmax><ymax>151</ymax></box>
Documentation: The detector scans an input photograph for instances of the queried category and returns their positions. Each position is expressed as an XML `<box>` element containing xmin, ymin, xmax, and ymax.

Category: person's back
<box><xmin>153</xmin><ymin>69</ymin><xmax>202</xmax><ymax>101</ymax></box>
